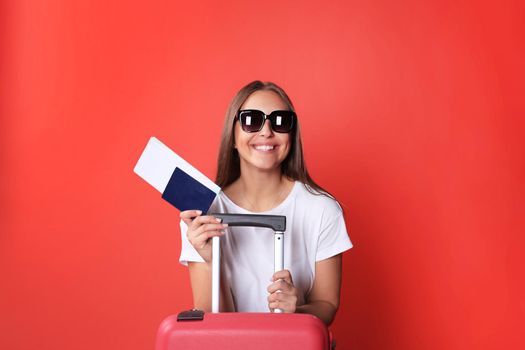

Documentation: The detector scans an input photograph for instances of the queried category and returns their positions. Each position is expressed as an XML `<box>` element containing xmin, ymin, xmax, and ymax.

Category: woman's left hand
<box><xmin>267</xmin><ymin>269</ymin><xmax>299</xmax><ymax>313</ymax></box>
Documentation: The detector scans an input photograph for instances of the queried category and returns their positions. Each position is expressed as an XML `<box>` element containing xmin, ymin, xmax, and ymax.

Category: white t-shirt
<box><xmin>179</xmin><ymin>181</ymin><xmax>353</xmax><ymax>312</ymax></box>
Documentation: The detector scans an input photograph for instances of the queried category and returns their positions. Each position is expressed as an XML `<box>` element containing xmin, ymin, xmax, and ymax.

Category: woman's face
<box><xmin>234</xmin><ymin>90</ymin><xmax>292</xmax><ymax>174</ymax></box>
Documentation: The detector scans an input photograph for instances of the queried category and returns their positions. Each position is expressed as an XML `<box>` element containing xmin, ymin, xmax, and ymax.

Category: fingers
<box><xmin>194</xmin><ymin>223</ymin><xmax>228</xmax><ymax>239</ymax></box>
<box><xmin>180</xmin><ymin>211</ymin><xmax>225</xmax><ymax>231</ymax></box>
<box><xmin>185</xmin><ymin>214</ymin><xmax>228</xmax><ymax>250</ymax></box>
<box><xmin>188</xmin><ymin>222</ymin><xmax>227</xmax><ymax>247</ymax></box>
<box><xmin>268</xmin><ymin>269</ymin><xmax>294</xmax><ymax>294</ymax></box>
<box><xmin>271</xmin><ymin>269</ymin><xmax>293</xmax><ymax>284</ymax></box>
<box><xmin>189</xmin><ymin>215</ymin><xmax>224</xmax><ymax>231</ymax></box>
<box><xmin>267</xmin><ymin>270</ymin><xmax>297</xmax><ymax>313</ymax></box>
<box><xmin>267</xmin><ymin>279</ymin><xmax>293</xmax><ymax>294</ymax></box>
<box><xmin>267</xmin><ymin>291</ymin><xmax>298</xmax><ymax>313</ymax></box>
<box><xmin>180</xmin><ymin>210</ymin><xmax>202</xmax><ymax>226</ymax></box>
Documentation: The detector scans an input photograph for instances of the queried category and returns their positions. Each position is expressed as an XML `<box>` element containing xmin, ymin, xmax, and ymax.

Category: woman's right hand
<box><xmin>180</xmin><ymin>210</ymin><xmax>228</xmax><ymax>263</ymax></box>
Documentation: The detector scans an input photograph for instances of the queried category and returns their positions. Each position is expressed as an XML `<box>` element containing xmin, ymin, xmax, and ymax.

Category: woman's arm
<box><xmin>296</xmin><ymin>254</ymin><xmax>342</xmax><ymax>325</ymax></box>
<box><xmin>188</xmin><ymin>262</ymin><xmax>235</xmax><ymax>312</ymax></box>
<box><xmin>188</xmin><ymin>261</ymin><xmax>212</xmax><ymax>311</ymax></box>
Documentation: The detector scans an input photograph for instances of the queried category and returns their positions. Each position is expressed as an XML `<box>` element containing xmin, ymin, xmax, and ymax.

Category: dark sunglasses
<box><xmin>236</xmin><ymin>109</ymin><xmax>296</xmax><ymax>133</ymax></box>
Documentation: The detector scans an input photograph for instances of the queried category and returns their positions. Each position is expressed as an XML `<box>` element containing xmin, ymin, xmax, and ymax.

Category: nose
<box><xmin>258</xmin><ymin>119</ymin><xmax>274</xmax><ymax>137</ymax></box>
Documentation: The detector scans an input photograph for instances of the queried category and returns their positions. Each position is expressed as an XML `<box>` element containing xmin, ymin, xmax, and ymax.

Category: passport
<box><xmin>134</xmin><ymin>137</ymin><xmax>220</xmax><ymax>213</ymax></box>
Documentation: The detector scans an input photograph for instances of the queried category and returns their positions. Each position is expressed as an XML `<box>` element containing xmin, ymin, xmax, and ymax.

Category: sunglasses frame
<box><xmin>236</xmin><ymin>109</ymin><xmax>296</xmax><ymax>133</ymax></box>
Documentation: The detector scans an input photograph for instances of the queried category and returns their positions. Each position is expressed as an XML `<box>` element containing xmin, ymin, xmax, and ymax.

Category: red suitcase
<box><xmin>155</xmin><ymin>214</ymin><xmax>332</xmax><ymax>350</ymax></box>
<box><xmin>156</xmin><ymin>311</ymin><xmax>331</xmax><ymax>349</ymax></box>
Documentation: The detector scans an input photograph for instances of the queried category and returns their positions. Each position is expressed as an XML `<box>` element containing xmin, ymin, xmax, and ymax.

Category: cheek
<box><xmin>234</xmin><ymin>125</ymin><xmax>251</xmax><ymax>149</ymax></box>
<box><xmin>280</xmin><ymin>135</ymin><xmax>291</xmax><ymax>153</ymax></box>
<box><xmin>233</xmin><ymin>125</ymin><xmax>242</xmax><ymax>148</ymax></box>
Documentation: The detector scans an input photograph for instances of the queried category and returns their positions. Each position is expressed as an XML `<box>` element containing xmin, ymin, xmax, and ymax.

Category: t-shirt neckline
<box><xmin>219</xmin><ymin>181</ymin><xmax>299</xmax><ymax>214</ymax></box>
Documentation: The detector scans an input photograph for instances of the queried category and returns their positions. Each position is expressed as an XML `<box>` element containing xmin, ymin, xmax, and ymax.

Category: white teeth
<box><xmin>254</xmin><ymin>145</ymin><xmax>274</xmax><ymax>151</ymax></box>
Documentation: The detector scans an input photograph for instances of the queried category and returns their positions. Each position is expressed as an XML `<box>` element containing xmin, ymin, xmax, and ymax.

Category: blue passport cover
<box><xmin>161</xmin><ymin>167</ymin><xmax>217</xmax><ymax>213</ymax></box>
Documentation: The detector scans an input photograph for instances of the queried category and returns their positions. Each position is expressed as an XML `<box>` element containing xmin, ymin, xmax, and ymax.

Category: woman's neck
<box><xmin>226</xmin><ymin>167</ymin><xmax>294</xmax><ymax>212</ymax></box>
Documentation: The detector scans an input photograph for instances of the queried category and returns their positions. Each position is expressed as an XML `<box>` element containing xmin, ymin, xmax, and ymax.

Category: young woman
<box><xmin>179</xmin><ymin>81</ymin><xmax>352</xmax><ymax>325</ymax></box>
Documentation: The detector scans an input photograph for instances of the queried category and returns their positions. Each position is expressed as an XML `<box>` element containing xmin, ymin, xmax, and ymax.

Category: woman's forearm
<box><xmin>188</xmin><ymin>261</ymin><xmax>213</xmax><ymax>311</ymax></box>
<box><xmin>296</xmin><ymin>300</ymin><xmax>338</xmax><ymax>326</ymax></box>
<box><xmin>188</xmin><ymin>261</ymin><xmax>235</xmax><ymax>312</ymax></box>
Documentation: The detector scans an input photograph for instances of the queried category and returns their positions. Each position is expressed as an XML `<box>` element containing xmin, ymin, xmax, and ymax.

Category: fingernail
<box><xmin>215</xmin><ymin>218</ymin><xmax>222</xmax><ymax>223</ymax></box>
<box><xmin>196</xmin><ymin>210</ymin><xmax>202</xmax><ymax>215</ymax></box>
<box><xmin>222</xmin><ymin>223</ymin><xmax>228</xmax><ymax>227</ymax></box>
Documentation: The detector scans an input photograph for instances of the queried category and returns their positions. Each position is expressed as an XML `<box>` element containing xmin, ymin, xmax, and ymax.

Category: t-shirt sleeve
<box><xmin>316</xmin><ymin>205</ymin><xmax>353</xmax><ymax>262</ymax></box>
<box><xmin>179</xmin><ymin>219</ymin><xmax>205</xmax><ymax>266</ymax></box>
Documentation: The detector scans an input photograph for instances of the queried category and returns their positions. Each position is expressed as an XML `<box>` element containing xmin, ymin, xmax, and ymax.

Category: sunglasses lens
<box><xmin>239</xmin><ymin>110</ymin><xmax>264</xmax><ymax>132</ymax></box>
<box><xmin>270</xmin><ymin>111</ymin><xmax>295</xmax><ymax>133</ymax></box>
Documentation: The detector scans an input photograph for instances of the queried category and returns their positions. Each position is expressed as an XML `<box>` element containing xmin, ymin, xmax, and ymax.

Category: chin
<box><xmin>245</xmin><ymin>159</ymin><xmax>282</xmax><ymax>172</ymax></box>
<box><xmin>255</xmin><ymin>163</ymin><xmax>281</xmax><ymax>172</ymax></box>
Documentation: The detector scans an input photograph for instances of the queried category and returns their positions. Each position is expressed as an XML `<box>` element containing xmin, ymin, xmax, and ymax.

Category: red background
<box><xmin>1</xmin><ymin>0</ymin><xmax>524</xmax><ymax>349</ymax></box>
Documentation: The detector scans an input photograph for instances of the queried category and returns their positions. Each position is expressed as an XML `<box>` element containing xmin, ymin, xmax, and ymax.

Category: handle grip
<box><xmin>210</xmin><ymin>213</ymin><xmax>286</xmax><ymax>232</ymax></box>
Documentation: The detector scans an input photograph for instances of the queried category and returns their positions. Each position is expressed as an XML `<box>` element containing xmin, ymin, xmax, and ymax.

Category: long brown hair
<box><xmin>215</xmin><ymin>80</ymin><xmax>335</xmax><ymax>199</ymax></box>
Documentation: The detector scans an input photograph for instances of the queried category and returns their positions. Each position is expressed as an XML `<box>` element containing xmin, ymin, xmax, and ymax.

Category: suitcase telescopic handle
<box><xmin>209</xmin><ymin>213</ymin><xmax>286</xmax><ymax>314</ymax></box>
<box><xmin>211</xmin><ymin>213</ymin><xmax>286</xmax><ymax>232</ymax></box>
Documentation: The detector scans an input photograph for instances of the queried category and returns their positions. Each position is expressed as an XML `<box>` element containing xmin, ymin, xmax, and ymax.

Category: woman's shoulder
<box><xmin>293</xmin><ymin>182</ymin><xmax>343</xmax><ymax>214</ymax></box>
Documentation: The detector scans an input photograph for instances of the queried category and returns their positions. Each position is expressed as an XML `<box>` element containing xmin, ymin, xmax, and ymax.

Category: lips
<box><xmin>252</xmin><ymin>144</ymin><xmax>276</xmax><ymax>151</ymax></box>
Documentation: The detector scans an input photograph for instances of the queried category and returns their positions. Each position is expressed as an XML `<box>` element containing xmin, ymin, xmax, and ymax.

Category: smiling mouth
<box><xmin>253</xmin><ymin>145</ymin><xmax>276</xmax><ymax>151</ymax></box>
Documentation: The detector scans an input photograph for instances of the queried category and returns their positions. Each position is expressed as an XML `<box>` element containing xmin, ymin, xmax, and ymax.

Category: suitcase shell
<box><xmin>155</xmin><ymin>312</ymin><xmax>331</xmax><ymax>350</ymax></box>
